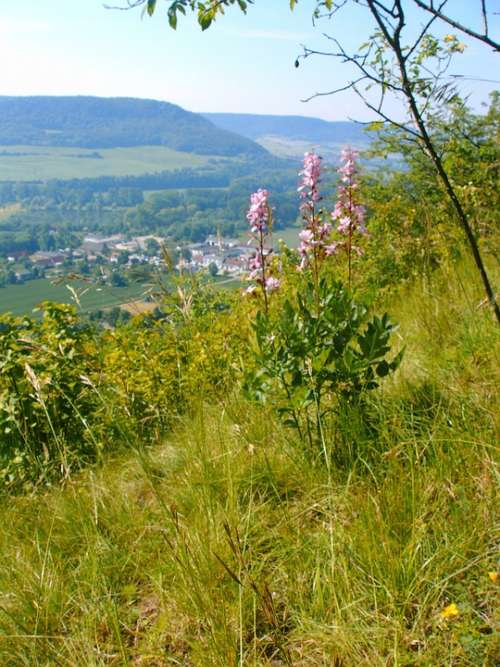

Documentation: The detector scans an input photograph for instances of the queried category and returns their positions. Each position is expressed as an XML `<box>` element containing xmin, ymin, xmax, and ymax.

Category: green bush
<box><xmin>246</xmin><ymin>276</ymin><xmax>403</xmax><ymax>454</ymax></box>
<box><xmin>0</xmin><ymin>303</ymin><xmax>100</xmax><ymax>489</ymax></box>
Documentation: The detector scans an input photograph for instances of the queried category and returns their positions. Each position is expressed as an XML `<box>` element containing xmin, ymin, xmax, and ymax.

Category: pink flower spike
<box><xmin>298</xmin><ymin>152</ymin><xmax>322</xmax><ymax>200</ymax></box>
<box><xmin>265</xmin><ymin>276</ymin><xmax>281</xmax><ymax>293</ymax></box>
<box><xmin>245</xmin><ymin>187</ymin><xmax>281</xmax><ymax>305</ymax></box>
<box><xmin>325</xmin><ymin>242</ymin><xmax>339</xmax><ymax>256</ymax></box>
<box><xmin>299</xmin><ymin>229</ymin><xmax>314</xmax><ymax>243</ymax></box>
<box><xmin>246</xmin><ymin>188</ymin><xmax>270</xmax><ymax>231</ymax></box>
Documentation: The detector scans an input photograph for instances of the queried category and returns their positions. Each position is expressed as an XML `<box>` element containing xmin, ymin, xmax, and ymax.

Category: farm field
<box><xmin>273</xmin><ymin>225</ymin><xmax>301</xmax><ymax>248</ymax></box>
<box><xmin>239</xmin><ymin>224</ymin><xmax>301</xmax><ymax>249</ymax></box>
<box><xmin>0</xmin><ymin>145</ymin><xmax>217</xmax><ymax>181</ymax></box>
<box><xmin>0</xmin><ymin>275</ymin><xmax>245</xmax><ymax>316</ymax></box>
<box><xmin>256</xmin><ymin>134</ymin><xmax>369</xmax><ymax>161</ymax></box>
<box><xmin>0</xmin><ymin>278</ymin><xmax>154</xmax><ymax>316</ymax></box>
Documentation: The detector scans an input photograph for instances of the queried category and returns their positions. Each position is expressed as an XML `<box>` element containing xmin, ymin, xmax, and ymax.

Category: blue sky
<box><xmin>0</xmin><ymin>0</ymin><xmax>498</xmax><ymax>120</ymax></box>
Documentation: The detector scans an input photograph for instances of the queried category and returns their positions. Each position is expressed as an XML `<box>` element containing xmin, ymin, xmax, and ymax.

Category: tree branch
<box><xmin>367</xmin><ymin>0</ymin><xmax>500</xmax><ymax>322</ymax></box>
<box><xmin>413</xmin><ymin>0</ymin><xmax>500</xmax><ymax>51</ymax></box>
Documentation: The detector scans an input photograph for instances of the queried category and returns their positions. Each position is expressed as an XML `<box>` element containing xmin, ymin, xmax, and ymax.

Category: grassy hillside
<box><xmin>0</xmin><ymin>260</ymin><xmax>498</xmax><ymax>666</ymax></box>
<box><xmin>0</xmin><ymin>96</ymin><xmax>268</xmax><ymax>157</ymax></box>
<box><xmin>0</xmin><ymin>145</ymin><xmax>216</xmax><ymax>181</ymax></box>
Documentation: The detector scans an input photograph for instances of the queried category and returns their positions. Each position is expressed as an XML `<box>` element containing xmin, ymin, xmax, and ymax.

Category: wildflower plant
<box><xmin>331</xmin><ymin>147</ymin><xmax>367</xmax><ymax>287</ymax></box>
<box><xmin>245</xmin><ymin>152</ymin><xmax>402</xmax><ymax>458</ymax></box>
<box><xmin>246</xmin><ymin>188</ymin><xmax>280</xmax><ymax>312</ymax></box>
<box><xmin>297</xmin><ymin>152</ymin><xmax>336</xmax><ymax>296</ymax></box>
<box><xmin>249</xmin><ymin>279</ymin><xmax>403</xmax><ymax>454</ymax></box>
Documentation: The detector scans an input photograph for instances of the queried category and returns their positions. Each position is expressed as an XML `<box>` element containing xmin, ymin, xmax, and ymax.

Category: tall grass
<box><xmin>0</xmin><ymin>261</ymin><xmax>498</xmax><ymax>665</ymax></box>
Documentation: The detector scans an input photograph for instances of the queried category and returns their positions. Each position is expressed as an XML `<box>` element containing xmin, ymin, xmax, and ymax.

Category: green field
<box><xmin>0</xmin><ymin>145</ymin><xmax>216</xmax><ymax>181</ymax></box>
<box><xmin>239</xmin><ymin>224</ymin><xmax>301</xmax><ymax>249</ymax></box>
<box><xmin>273</xmin><ymin>225</ymin><xmax>301</xmax><ymax>248</ymax></box>
<box><xmin>0</xmin><ymin>275</ymin><xmax>246</xmax><ymax>316</ymax></box>
<box><xmin>0</xmin><ymin>278</ymin><xmax>154</xmax><ymax>316</ymax></box>
<box><xmin>256</xmin><ymin>134</ymin><xmax>369</xmax><ymax>161</ymax></box>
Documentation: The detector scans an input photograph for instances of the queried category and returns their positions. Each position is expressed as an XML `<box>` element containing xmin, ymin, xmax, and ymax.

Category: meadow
<box><xmin>0</xmin><ymin>277</ymin><xmax>153</xmax><ymax>316</ymax></box>
<box><xmin>0</xmin><ymin>145</ymin><xmax>216</xmax><ymax>181</ymax></box>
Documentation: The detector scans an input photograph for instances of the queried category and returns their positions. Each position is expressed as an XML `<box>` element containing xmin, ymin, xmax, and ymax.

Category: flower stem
<box><xmin>348</xmin><ymin>174</ymin><xmax>353</xmax><ymax>290</ymax></box>
<box><xmin>259</xmin><ymin>226</ymin><xmax>268</xmax><ymax>314</ymax></box>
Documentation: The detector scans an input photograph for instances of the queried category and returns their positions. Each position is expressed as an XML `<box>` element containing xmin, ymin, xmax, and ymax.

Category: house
<box><xmin>14</xmin><ymin>270</ymin><xmax>33</xmax><ymax>283</ymax></box>
<box><xmin>206</xmin><ymin>235</ymin><xmax>240</xmax><ymax>249</ymax></box>
<box><xmin>223</xmin><ymin>254</ymin><xmax>253</xmax><ymax>274</ymax></box>
<box><xmin>30</xmin><ymin>251</ymin><xmax>67</xmax><ymax>268</ymax></box>
<box><xmin>81</xmin><ymin>234</ymin><xmax>124</xmax><ymax>254</ymax></box>
<box><xmin>199</xmin><ymin>254</ymin><xmax>223</xmax><ymax>269</ymax></box>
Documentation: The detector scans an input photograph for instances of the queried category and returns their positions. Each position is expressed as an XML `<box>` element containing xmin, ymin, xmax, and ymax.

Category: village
<box><xmin>4</xmin><ymin>231</ymin><xmax>255</xmax><ymax>285</ymax></box>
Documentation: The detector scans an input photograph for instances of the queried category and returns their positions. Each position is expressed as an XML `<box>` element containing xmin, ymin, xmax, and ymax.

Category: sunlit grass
<box><xmin>0</xmin><ymin>260</ymin><xmax>498</xmax><ymax>665</ymax></box>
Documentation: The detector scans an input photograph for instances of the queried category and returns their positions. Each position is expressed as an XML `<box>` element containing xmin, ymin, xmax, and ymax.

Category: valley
<box><xmin>0</xmin><ymin>96</ymin><xmax>351</xmax><ymax>317</ymax></box>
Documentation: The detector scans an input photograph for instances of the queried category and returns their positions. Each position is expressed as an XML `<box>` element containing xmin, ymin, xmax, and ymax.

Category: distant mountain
<box><xmin>0</xmin><ymin>96</ymin><xmax>267</xmax><ymax>158</ymax></box>
<box><xmin>202</xmin><ymin>113</ymin><xmax>369</xmax><ymax>145</ymax></box>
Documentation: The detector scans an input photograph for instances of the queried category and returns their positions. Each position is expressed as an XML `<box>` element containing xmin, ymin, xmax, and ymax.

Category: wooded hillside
<box><xmin>0</xmin><ymin>96</ymin><xmax>268</xmax><ymax>157</ymax></box>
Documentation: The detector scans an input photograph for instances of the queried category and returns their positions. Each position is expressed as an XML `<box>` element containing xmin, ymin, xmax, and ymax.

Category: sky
<box><xmin>0</xmin><ymin>0</ymin><xmax>498</xmax><ymax>121</ymax></box>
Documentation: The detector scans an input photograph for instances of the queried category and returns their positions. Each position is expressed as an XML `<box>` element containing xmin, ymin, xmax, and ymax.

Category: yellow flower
<box><xmin>488</xmin><ymin>571</ymin><xmax>498</xmax><ymax>583</ymax></box>
<box><xmin>440</xmin><ymin>603</ymin><xmax>459</xmax><ymax>619</ymax></box>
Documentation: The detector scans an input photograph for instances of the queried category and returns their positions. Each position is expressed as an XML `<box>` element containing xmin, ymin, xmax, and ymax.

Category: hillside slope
<box><xmin>0</xmin><ymin>96</ymin><xmax>268</xmax><ymax>157</ymax></box>
<box><xmin>203</xmin><ymin>112</ymin><xmax>369</xmax><ymax>144</ymax></box>
<box><xmin>0</xmin><ymin>260</ymin><xmax>497</xmax><ymax>665</ymax></box>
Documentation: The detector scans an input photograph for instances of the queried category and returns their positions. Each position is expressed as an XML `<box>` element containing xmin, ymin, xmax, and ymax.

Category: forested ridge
<box><xmin>0</xmin><ymin>96</ymin><xmax>267</xmax><ymax>157</ymax></box>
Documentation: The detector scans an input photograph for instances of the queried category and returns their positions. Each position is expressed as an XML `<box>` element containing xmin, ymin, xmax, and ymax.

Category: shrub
<box><xmin>0</xmin><ymin>303</ymin><xmax>100</xmax><ymax>489</ymax></box>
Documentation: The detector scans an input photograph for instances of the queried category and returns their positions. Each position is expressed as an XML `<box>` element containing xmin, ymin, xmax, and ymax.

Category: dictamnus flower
<box><xmin>246</xmin><ymin>188</ymin><xmax>280</xmax><ymax>308</ymax></box>
<box><xmin>330</xmin><ymin>147</ymin><xmax>367</xmax><ymax>286</ymax></box>
<box><xmin>297</xmin><ymin>152</ymin><xmax>334</xmax><ymax>273</ymax></box>
<box><xmin>247</xmin><ymin>188</ymin><xmax>270</xmax><ymax>233</ymax></box>
<box><xmin>332</xmin><ymin>147</ymin><xmax>367</xmax><ymax>238</ymax></box>
<box><xmin>298</xmin><ymin>152</ymin><xmax>322</xmax><ymax>203</ymax></box>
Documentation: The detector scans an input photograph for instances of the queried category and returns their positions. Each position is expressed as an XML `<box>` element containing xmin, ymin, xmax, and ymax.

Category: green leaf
<box><xmin>147</xmin><ymin>0</ymin><xmax>157</xmax><ymax>16</ymax></box>
<box><xmin>376</xmin><ymin>360</ymin><xmax>390</xmax><ymax>377</ymax></box>
<box><xmin>199</xmin><ymin>12</ymin><xmax>213</xmax><ymax>30</ymax></box>
<box><xmin>168</xmin><ymin>8</ymin><xmax>178</xmax><ymax>29</ymax></box>
<box><xmin>390</xmin><ymin>347</ymin><xmax>405</xmax><ymax>371</ymax></box>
